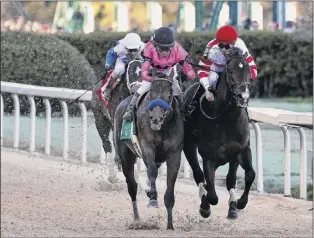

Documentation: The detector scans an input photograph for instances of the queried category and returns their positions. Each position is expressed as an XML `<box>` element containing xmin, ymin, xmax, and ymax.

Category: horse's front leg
<box><xmin>119</xmin><ymin>144</ymin><xmax>140</xmax><ymax>221</ymax></box>
<box><xmin>201</xmin><ymin>151</ymin><xmax>219</xmax><ymax>205</ymax></box>
<box><xmin>183</xmin><ymin>123</ymin><xmax>205</xmax><ymax>186</ymax></box>
<box><xmin>93</xmin><ymin>108</ymin><xmax>111</xmax><ymax>151</ymax></box>
<box><xmin>237</xmin><ymin>146</ymin><xmax>256</xmax><ymax>210</ymax></box>
<box><xmin>204</xmin><ymin>162</ymin><xmax>218</xmax><ymax>203</ymax></box>
<box><xmin>197</xmin><ymin>150</ymin><xmax>218</xmax><ymax>218</ymax></box>
<box><xmin>164</xmin><ymin>153</ymin><xmax>181</xmax><ymax>230</ymax></box>
<box><xmin>145</xmin><ymin>148</ymin><xmax>159</xmax><ymax>208</ymax></box>
<box><xmin>226</xmin><ymin>159</ymin><xmax>240</xmax><ymax>219</ymax></box>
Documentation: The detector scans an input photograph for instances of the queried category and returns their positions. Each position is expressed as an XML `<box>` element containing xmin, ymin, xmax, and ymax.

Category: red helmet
<box><xmin>215</xmin><ymin>25</ymin><xmax>238</xmax><ymax>44</ymax></box>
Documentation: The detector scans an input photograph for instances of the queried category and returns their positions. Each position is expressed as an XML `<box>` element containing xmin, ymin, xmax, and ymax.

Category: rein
<box><xmin>149</xmin><ymin>77</ymin><xmax>174</xmax><ymax>111</ymax></box>
<box><xmin>199</xmin><ymin>55</ymin><xmax>250</xmax><ymax>120</ymax></box>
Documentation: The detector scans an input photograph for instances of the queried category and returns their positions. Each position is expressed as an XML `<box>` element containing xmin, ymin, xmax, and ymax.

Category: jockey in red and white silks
<box><xmin>198</xmin><ymin>25</ymin><xmax>258</xmax><ymax>101</ymax></box>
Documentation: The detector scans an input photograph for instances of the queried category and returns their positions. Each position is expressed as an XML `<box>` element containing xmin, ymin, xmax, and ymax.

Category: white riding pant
<box><xmin>136</xmin><ymin>66</ymin><xmax>181</xmax><ymax>96</ymax></box>
<box><xmin>200</xmin><ymin>46</ymin><xmax>226</xmax><ymax>90</ymax></box>
<box><xmin>112</xmin><ymin>57</ymin><xmax>127</xmax><ymax>78</ymax></box>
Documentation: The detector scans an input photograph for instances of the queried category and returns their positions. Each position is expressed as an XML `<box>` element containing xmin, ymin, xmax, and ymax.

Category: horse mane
<box><xmin>224</xmin><ymin>47</ymin><xmax>244</xmax><ymax>61</ymax></box>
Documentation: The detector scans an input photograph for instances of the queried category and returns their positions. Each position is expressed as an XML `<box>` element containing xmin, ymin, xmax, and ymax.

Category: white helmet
<box><xmin>123</xmin><ymin>33</ymin><xmax>142</xmax><ymax>50</ymax></box>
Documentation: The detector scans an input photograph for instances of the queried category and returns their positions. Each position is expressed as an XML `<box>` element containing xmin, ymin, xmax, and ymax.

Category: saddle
<box><xmin>97</xmin><ymin>60</ymin><xmax>143</xmax><ymax>106</ymax></box>
<box><xmin>183</xmin><ymin>72</ymin><xmax>224</xmax><ymax>117</ymax></box>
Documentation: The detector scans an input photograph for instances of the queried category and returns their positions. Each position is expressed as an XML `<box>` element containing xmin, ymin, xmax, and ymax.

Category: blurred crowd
<box><xmin>240</xmin><ymin>16</ymin><xmax>310</xmax><ymax>33</ymax></box>
<box><xmin>1</xmin><ymin>16</ymin><xmax>54</xmax><ymax>34</ymax></box>
<box><xmin>1</xmin><ymin>15</ymin><xmax>311</xmax><ymax>34</ymax></box>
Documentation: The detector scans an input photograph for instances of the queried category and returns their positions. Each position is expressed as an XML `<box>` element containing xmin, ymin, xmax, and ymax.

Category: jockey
<box><xmin>198</xmin><ymin>25</ymin><xmax>258</xmax><ymax>101</ymax></box>
<box><xmin>102</xmin><ymin>32</ymin><xmax>145</xmax><ymax>105</ymax></box>
<box><xmin>123</xmin><ymin>26</ymin><xmax>196</xmax><ymax>122</ymax></box>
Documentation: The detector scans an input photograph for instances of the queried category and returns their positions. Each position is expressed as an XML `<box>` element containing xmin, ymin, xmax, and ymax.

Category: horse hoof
<box><xmin>208</xmin><ymin>196</ymin><xmax>219</xmax><ymax>205</ymax></box>
<box><xmin>167</xmin><ymin>225</ymin><xmax>174</xmax><ymax>230</ymax></box>
<box><xmin>147</xmin><ymin>199</ymin><xmax>159</xmax><ymax>208</ymax></box>
<box><xmin>236</xmin><ymin>199</ymin><xmax>247</xmax><ymax>210</ymax></box>
<box><xmin>227</xmin><ymin>210</ymin><xmax>238</xmax><ymax>220</ymax></box>
<box><xmin>199</xmin><ymin>207</ymin><xmax>211</xmax><ymax>218</ymax></box>
<box><xmin>145</xmin><ymin>190</ymin><xmax>150</xmax><ymax>198</ymax></box>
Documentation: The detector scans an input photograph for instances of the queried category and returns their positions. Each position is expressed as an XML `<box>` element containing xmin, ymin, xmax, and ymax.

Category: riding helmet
<box><xmin>152</xmin><ymin>27</ymin><xmax>175</xmax><ymax>47</ymax></box>
<box><xmin>123</xmin><ymin>33</ymin><xmax>142</xmax><ymax>50</ymax></box>
<box><xmin>215</xmin><ymin>25</ymin><xmax>238</xmax><ymax>44</ymax></box>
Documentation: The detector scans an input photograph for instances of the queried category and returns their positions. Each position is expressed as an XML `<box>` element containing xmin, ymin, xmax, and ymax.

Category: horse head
<box><xmin>147</xmin><ymin>67</ymin><xmax>174</xmax><ymax>131</ymax></box>
<box><xmin>222</xmin><ymin>47</ymin><xmax>251</xmax><ymax>108</ymax></box>
<box><xmin>126</xmin><ymin>59</ymin><xmax>143</xmax><ymax>93</ymax></box>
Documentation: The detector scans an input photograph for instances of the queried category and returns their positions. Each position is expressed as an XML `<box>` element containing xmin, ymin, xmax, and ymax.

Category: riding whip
<box><xmin>185</xmin><ymin>59</ymin><xmax>210</xmax><ymax>71</ymax></box>
<box><xmin>69</xmin><ymin>68</ymin><xmax>108</xmax><ymax>105</ymax></box>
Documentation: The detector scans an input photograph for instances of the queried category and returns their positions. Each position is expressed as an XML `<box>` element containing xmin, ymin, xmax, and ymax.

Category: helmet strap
<box><xmin>152</xmin><ymin>40</ymin><xmax>157</xmax><ymax>48</ymax></box>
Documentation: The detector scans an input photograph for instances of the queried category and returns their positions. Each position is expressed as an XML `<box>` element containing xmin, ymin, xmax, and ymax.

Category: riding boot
<box><xmin>185</xmin><ymin>86</ymin><xmax>203</xmax><ymax>118</ymax></box>
<box><xmin>102</xmin><ymin>75</ymin><xmax>116</xmax><ymax>106</ymax></box>
<box><xmin>123</xmin><ymin>92</ymin><xmax>140</xmax><ymax>122</ymax></box>
<box><xmin>102</xmin><ymin>88</ymin><xmax>112</xmax><ymax>103</ymax></box>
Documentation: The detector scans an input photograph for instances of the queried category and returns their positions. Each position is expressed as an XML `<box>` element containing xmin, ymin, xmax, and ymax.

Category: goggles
<box><xmin>156</xmin><ymin>45</ymin><xmax>173</xmax><ymax>52</ymax></box>
<box><xmin>125</xmin><ymin>47</ymin><xmax>139</xmax><ymax>53</ymax></box>
<box><xmin>218</xmin><ymin>43</ymin><xmax>233</xmax><ymax>50</ymax></box>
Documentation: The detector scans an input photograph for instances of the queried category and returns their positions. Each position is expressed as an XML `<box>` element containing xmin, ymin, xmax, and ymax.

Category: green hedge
<box><xmin>1</xmin><ymin>31</ymin><xmax>97</xmax><ymax>115</ymax></box>
<box><xmin>1</xmin><ymin>31</ymin><xmax>312</xmax><ymax>107</ymax></box>
<box><xmin>57</xmin><ymin>31</ymin><xmax>313</xmax><ymax>98</ymax></box>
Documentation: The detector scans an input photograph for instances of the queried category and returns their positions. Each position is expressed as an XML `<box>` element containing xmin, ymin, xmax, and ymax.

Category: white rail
<box><xmin>0</xmin><ymin>81</ymin><xmax>312</xmax><ymax>199</ymax></box>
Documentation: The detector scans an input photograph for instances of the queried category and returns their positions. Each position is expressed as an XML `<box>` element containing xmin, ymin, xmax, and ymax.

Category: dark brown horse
<box><xmin>91</xmin><ymin>60</ymin><xmax>142</xmax><ymax>169</ymax></box>
<box><xmin>183</xmin><ymin>47</ymin><xmax>255</xmax><ymax>219</ymax></box>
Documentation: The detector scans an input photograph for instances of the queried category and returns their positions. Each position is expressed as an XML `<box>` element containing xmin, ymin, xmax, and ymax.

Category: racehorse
<box><xmin>113</xmin><ymin>68</ymin><xmax>184</xmax><ymax>230</ymax></box>
<box><xmin>91</xmin><ymin>60</ymin><xmax>142</xmax><ymax>169</ymax></box>
<box><xmin>183</xmin><ymin>47</ymin><xmax>255</xmax><ymax>219</ymax></box>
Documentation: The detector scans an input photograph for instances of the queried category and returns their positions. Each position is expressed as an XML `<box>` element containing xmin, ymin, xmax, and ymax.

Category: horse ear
<box><xmin>151</xmin><ymin>67</ymin><xmax>157</xmax><ymax>78</ymax></box>
<box><xmin>168</xmin><ymin>68</ymin><xmax>174</xmax><ymax>80</ymax></box>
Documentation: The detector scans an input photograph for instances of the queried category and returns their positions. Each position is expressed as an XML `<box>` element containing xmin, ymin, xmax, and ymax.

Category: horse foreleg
<box><xmin>237</xmin><ymin>146</ymin><xmax>256</xmax><ymax>210</ymax></box>
<box><xmin>183</xmin><ymin>122</ymin><xmax>205</xmax><ymax>186</ymax></box>
<box><xmin>145</xmin><ymin>149</ymin><xmax>159</xmax><ymax>208</ymax></box>
<box><xmin>120</xmin><ymin>145</ymin><xmax>140</xmax><ymax>220</ymax></box>
<box><xmin>226</xmin><ymin>160</ymin><xmax>240</xmax><ymax>219</ymax></box>
<box><xmin>164</xmin><ymin>153</ymin><xmax>181</xmax><ymax>230</ymax></box>
<box><xmin>93</xmin><ymin>109</ymin><xmax>112</xmax><ymax>154</ymax></box>
<box><xmin>196</xmin><ymin>152</ymin><xmax>217</xmax><ymax>218</ymax></box>
<box><xmin>202</xmin><ymin>158</ymin><xmax>219</xmax><ymax>206</ymax></box>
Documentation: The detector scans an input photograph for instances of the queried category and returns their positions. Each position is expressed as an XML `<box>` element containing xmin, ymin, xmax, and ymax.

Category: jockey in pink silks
<box><xmin>123</xmin><ymin>26</ymin><xmax>196</xmax><ymax>122</ymax></box>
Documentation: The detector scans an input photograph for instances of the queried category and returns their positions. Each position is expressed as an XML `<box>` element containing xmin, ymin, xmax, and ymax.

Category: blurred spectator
<box><xmin>168</xmin><ymin>23</ymin><xmax>176</xmax><ymax>32</ymax></box>
<box><xmin>15</xmin><ymin>16</ymin><xmax>25</xmax><ymax>31</ymax></box>
<box><xmin>243</xmin><ymin>18</ymin><xmax>251</xmax><ymax>30</ymax></box>
<box><xmin>1</xmin><ymin>14</ymin><xmax>65</xmax><ymax>34</ymax></box>
<box><xmin>72</xmin><ymin>6</ymin><xmax>84</xmax><ymax>33</ymax></box>
<box><xmin>250</xmin><ymin>21</ymin><xmax>259</xmax><ymax>31</ymax></box>
<box><xmin>284</xmin><ymin>20</ymin><xmax>295</xmax><ymax>33</ymax></box>
<box><xmin>131</xmin><ymin>24</ymin><xmax>139</xmax><ymax>32</ymax></box>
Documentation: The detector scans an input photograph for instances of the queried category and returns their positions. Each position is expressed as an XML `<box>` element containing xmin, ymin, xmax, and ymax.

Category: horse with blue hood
<box><xmin>113</xmin><ymin>67</ymin><xmax>185</xmax><ymax>230</ymax></box>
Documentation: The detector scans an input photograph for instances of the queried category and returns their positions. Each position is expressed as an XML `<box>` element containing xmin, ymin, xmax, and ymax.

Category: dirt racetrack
<box><xmin>1</xmin><ymin>148</ymin><xmax>313</xmax><ymax>237</ymax></box>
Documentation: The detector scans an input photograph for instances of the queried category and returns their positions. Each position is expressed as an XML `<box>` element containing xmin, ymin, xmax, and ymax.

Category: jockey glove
<box><xmin>105</xmin><ymin>64</ymin><xmax>110</xmax><ymax>70</ymax></box>
<box><xmin>249</xmin><ymin>65</ymin><xmax>257</xmax><ymax>80</ymax></box>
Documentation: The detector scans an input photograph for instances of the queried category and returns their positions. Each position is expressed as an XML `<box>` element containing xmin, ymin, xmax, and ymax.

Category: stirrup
<box><xmin>102</xmin><ymin>90</ymin><xmax>111</xmax><ymax>101</ymax></box>
<box><xmin>123</xmin><ymin>109</ymin><xmax>133</xmax><ymax>121</ymax></box>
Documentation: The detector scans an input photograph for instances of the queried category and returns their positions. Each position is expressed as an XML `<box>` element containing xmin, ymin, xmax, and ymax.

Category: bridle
<box><xmin>200</xmin><ymin>55</ymin><xmax>250</xmax><ymax>120</ymax></box>
<box><xmin>150</xmin><ymin>76</ymin><xmax>174</xmax><ymax>113</ymax></box>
